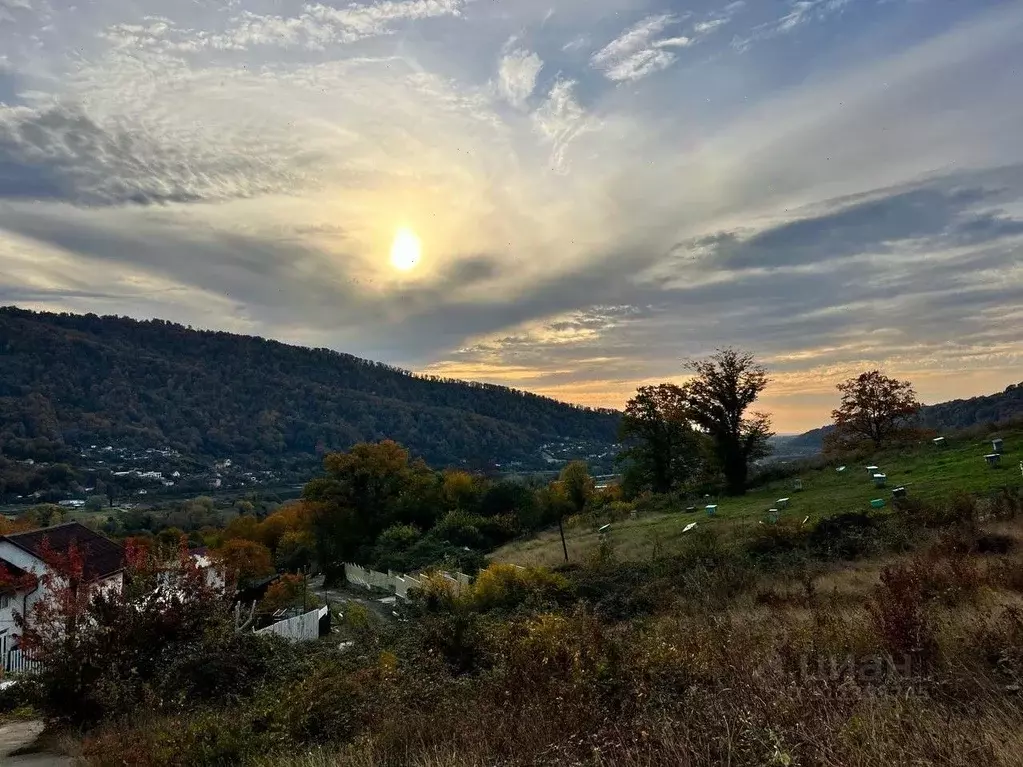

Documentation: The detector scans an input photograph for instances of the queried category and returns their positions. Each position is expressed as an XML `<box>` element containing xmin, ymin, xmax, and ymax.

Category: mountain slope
<box><xmin>0</xmin><ymin>307</ymin><xmax>620</xmax><ymax>471</ymax></box>
<box><xmin>781</xmin><ymin>382</ymin><xmax>1023</xmax><ymax>454</ymax></box>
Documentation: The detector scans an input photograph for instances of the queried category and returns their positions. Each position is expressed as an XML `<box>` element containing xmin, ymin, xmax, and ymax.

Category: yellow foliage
<box><xmin>470</xmin><ymin>563</ymin><xmax>568</xmax><ymax>611</ymax></box>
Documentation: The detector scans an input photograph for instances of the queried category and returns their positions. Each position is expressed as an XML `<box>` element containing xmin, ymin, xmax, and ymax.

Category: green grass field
<box><xmin>493</xmin><ymin>428</ymin><xmax>1023</xmax><ymax>567</ymax></box>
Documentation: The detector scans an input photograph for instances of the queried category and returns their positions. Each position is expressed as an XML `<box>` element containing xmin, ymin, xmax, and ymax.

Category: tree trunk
<box><xmin>558</xmin><ymin>516</ymin><xmax>569</xmax><ymax>563</ymax></box>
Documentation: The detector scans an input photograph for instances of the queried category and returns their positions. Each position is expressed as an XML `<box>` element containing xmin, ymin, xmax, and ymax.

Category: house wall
<box><xmin>0</xmin><ymin>541</ymin><xmax>123</xmax><ymax>642</ymax></box>
<box><xmin>0</xmin><ymin>540</ymin><xmax>43</xmax><ymax>642</ymax></box>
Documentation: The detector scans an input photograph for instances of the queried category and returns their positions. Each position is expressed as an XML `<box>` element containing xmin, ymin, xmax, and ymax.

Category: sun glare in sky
<box><xmin>390</xmin><ymin>227</ymin><xmax>422</xmax><ymax>272</ymax></box>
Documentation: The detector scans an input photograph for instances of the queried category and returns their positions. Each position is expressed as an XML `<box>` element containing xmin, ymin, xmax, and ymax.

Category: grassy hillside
<box><xmin>494</xmin><ymin>427</ymin><xmax>1023</xmax><ymax>567</ymax></box>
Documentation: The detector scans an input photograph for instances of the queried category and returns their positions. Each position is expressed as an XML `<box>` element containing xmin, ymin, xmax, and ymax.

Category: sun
<box><xmin>390</xmin><ymin>227</ymin><xmax>422</xmax><ymax>271</ymax></box>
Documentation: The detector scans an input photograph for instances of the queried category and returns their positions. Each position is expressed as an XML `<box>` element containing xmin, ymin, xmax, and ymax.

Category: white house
<box><xmin>0</xmin><ymin>522</ymin><xmax>125</xmax><ymax>668</ymax></box>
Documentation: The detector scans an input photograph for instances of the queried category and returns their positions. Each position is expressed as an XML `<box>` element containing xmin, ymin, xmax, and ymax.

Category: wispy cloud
<box><xmin>531</xmin><ymin>78</ymin><xmax>597</xmax><ymax>172</ymax></box>
<box><xmin>103</xmin><ymin>0</ymin><xmax>470</xmax><ymax>53</ymax></box>
<box><xmin>591</xmin><ymin>13</ymin><xmax>691</xmax><ymax>82</ymax></box>
<box><xmin>733</xmin><ymin>0</ymin><xmax>855</xmax><ymax>52</ymax></box>
<box><xmin>497</xmin><ymin>42</ymin><xmax>543</xmax><ymax>108</ymax></box>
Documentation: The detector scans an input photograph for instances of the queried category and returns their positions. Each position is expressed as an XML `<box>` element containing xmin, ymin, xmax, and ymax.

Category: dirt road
<box><xmin>0</xmin><ymin>720</ymin><xmax>74</xmax><ymax>766</ymax></box>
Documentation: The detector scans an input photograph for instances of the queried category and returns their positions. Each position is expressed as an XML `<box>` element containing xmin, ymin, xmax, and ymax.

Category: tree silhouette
<box><xmin>684</xmin><ymin>349</ymin><xmax>773</xmax><ymax>496</ymax></box>
<box><xmin>831</xmin><ymin>371</ymin><xmax>921</xmax><ymax>448</ymax></box>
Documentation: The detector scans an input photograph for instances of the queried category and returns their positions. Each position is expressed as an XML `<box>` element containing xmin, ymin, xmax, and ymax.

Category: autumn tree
<box><xmin>619</xmin><ymin>383</ymin><xmax>704</xmax><ymax>494</ymax></box>
<box><xmin>275</xmin><ymin>529</ymin><xmax>316</xmax><ymax>573</ymax></box>
<box><xmin>559</xmin><ymin>461</ymin><xmax>593</xmax><ymax>515</ymax></box>
<box><xmin>441</xmin><ymin>469</ymin><xmax>481</xmax><ymax>512</ymax></box>
<box><xmin>548</xmin><ymin>461</ymin><xmax>593</xmax><ymax>563</ymax></box>
<box><xmin>262</xmin><ymin>573</ymin><xmax>312</xmax><ymax>613</ymax></box>
<box><xmin>684</xmin><ymin>348</ymin><xmax>773</xmax><ymax>496</ymax></box>
<box><xmin>222</xmin><ymin>513</ymin><xmax>261</xmax><ymax>543</ymax></box>
<box><xmin>303</xmin><ymin>440</ymin><xmax>440</xmax><ymax>585</ymax></box>
<box><xmin>831</xmin><ymin>371</ymin><xmax>921</xmax><ymax>448</ymax></box>
<box><xmin>16</xmin><ymin>538</ymin><xmax>254</xmax><ymax>726</ymax></box>
<box><xmin>212</xmin><ymin>539</ymin><xmax>274</xmax><ymax>587</ymax></box>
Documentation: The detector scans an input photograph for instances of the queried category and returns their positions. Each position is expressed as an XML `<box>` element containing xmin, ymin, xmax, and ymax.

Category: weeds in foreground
<box><xmin>47</xmin><ymin>500</ymin><xmax>1023</xmax><ymax>766</ymax></box>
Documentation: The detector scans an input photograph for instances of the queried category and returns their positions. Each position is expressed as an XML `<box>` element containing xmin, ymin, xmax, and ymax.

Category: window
<box><xmin>0</xmin><ymin>595</ymin><xmax>10</xmax><ymax>610</ymax></box>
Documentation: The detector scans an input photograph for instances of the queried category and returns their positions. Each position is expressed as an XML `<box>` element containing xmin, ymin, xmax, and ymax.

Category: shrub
<box><xmin>746</xmin><ymin>518</ymin><xmax>810</xmax><ymax>561</ymax></box>
<box><xmin>901</xmin><ymin>493</ymin><xmax>979</xmax><ymax>532</ymax></box>
<box><xmin>19</xmin><ymin>541</ymin><xmax>289</xmax><ymax>726</ymax></box>
<box><xmin>431</xmin><ymin>511</ymin><xmax>486</xmax><ymax>548</ymax></box>
<box><xmin>990</xmin><ymin>487</ymin><xmax>1023</xmax><ymax>520</ymax></box>
<box><xmin>568</xmin><ymin>561</ymin><xmax>661</xmax><ymax>621</ymax></box>
<box><xmin>809</xmin><ymin>511</ymin><xmax>878</xmax><ymax>560</ymax></box>
<box><xmin>470</xmin><ymin>563</ymin><xmax>570</xmax><ymax>612</ymax></box>
<box><xmin>868</xmin><ymin>562</ymin><xmax>938</xmax><ymax>667</ymax></box>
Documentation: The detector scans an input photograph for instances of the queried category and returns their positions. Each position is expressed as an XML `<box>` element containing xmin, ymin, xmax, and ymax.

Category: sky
<box><xmin>1</xmin><ymin>0</ymin><xmax>1022</xmax><ymax>432</ymax></box>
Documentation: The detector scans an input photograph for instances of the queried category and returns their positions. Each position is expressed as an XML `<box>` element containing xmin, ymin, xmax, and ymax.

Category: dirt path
<box><xmin>309</xmin><ymin>575</ymin><xmax>398</xmax><ymax>621</ymax></box>
<box><xmin>0</xmin><ymin>720</ymin><xmax>74</xmax><ymax>766</ymax></box>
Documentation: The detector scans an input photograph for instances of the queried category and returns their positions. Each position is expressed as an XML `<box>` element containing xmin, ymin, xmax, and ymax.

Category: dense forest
<box><xmin>779</xmin><ymin>381</ymin><xmax>1023</xmax><ymax>454</ymax></box>
<box><xmin>0</xmin><ymin>307</ymin><xmax>620</xmax><ymax>472</ymax></box>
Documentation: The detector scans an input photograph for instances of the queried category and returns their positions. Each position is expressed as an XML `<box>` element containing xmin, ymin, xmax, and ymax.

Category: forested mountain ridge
<box><xmin>777</xmin><ymin>381</ymin><xmax>1023</xmax><ymax>455</ymax></box>
<box><xmin>0</xmin><ymin>307</ymin><xmax>620</xmax><ymax>471</ymax></box>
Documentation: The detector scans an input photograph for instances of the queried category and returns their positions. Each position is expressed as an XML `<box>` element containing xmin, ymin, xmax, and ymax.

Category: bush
<box><xmin>20</xmin><ymin>542</ymin><xmax>290</xmax><ymax>726</ymax></box>
<box><xmin>990</xmin><ymin>487</ymin><xmax>1023</xmax><ymax>520</ymax></box>
<box><xmin>432</xmin><ymin>511</ymin><xmax>487</xmax><ymax>548</ymax></box>
<box><xmin>868</xmin><ymin>559</ymin><xmax>949</xmax><ymax>667</ymax></box>
<box><xmin>809</xmin><ymin>511</ymin><xmax>879</xmax><ymax>560</ymax></box>
<box><xmin>471</xmin><ymin>564</ymin><xmax>570</xmax><ymax>612</ymax></box>
<box><xmin>568</xmin><ymin>561</ymin><xmax>661</xmax><ymax>621</ymax></box>
<box><xmin>746</xmin><ymin>518</ymin><xmax>810</xmax><ymax>561</ymax></box>
<box><xmin>901</xmin><ymin>493</ymin><xmax>979</xmax><ymax>532</ymax></box>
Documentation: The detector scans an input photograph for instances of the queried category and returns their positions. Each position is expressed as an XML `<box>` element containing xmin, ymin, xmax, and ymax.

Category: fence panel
<box><xmin>344</xmin><ymin>563</ymin><xmax>470</xmax><ymax>600</ymax></box>
<box><xmin>255</xmin><ymin>606</ymin><xmax>327</xmax><ymax>642</ymax></box>
<box><xmin>3</xmin><ymin>649</ymin><xmax>41</xmax><ymax>676</ymax></box>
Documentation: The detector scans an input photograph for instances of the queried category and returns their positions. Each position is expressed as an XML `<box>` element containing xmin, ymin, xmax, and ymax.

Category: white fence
<box><xmin>255</xmin><ymin>605</ymin><xmax>327</xmax><ymax>642</ymax></box>
<box><xmin>344</xmin><ymin>563</ymin><xmax>471</xmax><ymax>600</ymax></box>
<box><xmin>2</xmin><ymin>648</ymin><xmax>41</xmax><ymax>676</ymax></box>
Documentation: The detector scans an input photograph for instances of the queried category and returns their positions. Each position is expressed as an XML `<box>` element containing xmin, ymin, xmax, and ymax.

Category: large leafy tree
<box><xmin>549</xmin><ymin>461</ymin><xmax>593</xmax><ymax>562</ymax></box>
<box><xmin>831</xmin><ymin>371</ymin><xmax>921</xmax><ymax>448</ymax></box>
<box><xmin>302</xmin><ymin>440</ymin><xmax>440</xmax><ymax>584</ymax></box>
<box><xmin>684</xmin><ymin>349</ymin><xmax>773</xmax><ymax>496</ymax></box>
<box><xmin>619</xmin><ymin>383</ymin><xmax>703</xmax><ymax>494</ymax></box>
<box><xmin>212</xmin><ymin>538</ymin><xmax>275</xmax><ymax>587</ymax></box>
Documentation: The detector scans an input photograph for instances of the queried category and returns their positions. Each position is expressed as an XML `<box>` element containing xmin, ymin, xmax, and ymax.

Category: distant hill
<box><xmin>0</xmin><ymin>307</ymin><xmax>620</xmax><ymax>473</ymax></box>
<box><xmin>779</xmin><ymin>382</ymin><xmax>1023</xmax><ymax>455</ymax></box>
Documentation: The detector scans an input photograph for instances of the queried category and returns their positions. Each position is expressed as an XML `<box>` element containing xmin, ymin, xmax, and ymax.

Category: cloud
<box><xmin>531</xmin><ymin>78</ymin><xmax>597</xmax><ymax>172</ymax></box>
<box><xmin>102</xmin><ymin>0</ymin><xmax>470</xmax><ymax>52</ymax></box>
<box><xmin>497</xmin><ymin>44</ymin><xmax>543</xmax><ymax>108</ymax></box>
<box><xmin>590</xmin><ymin>13</ymin><xmax>690</xmax><ymax>82</ymax></box>
<box><xmin>0</xmin><ymin>101</ymin><xmax>320</xmax><ymax>206</ymax></box>
<box><xmin>683</xmin><ymin>181</ymin><xmax>1023</xmax><ymax>271</ymax></box>
<box><xmin>733</xmin><ymin>0</ymin><xmax>855</xmax><ymax>52</ymax></box>
<box><xmin>2</xmin><ymin>0</ymin><xmax>1023</xmax><ymax>430</ymax></box>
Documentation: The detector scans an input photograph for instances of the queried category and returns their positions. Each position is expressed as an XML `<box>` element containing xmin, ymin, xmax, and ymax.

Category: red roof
<box><xmin>2</xmin><ymin>522</ymin><xmax>124</xmax><ymax>582</ymax></box>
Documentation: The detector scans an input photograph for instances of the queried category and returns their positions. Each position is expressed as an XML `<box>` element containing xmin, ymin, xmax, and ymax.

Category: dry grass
<box><xmin>80</xmin><ymin>513</ymin><xmax>1023</xmax><ymax>766</ymax></box>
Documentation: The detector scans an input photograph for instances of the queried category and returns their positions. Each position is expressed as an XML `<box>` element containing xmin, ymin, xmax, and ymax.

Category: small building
<box><xmin>933</xmin><ymin>437</ymin><xmax>947</xmax><ymax>448</ymax></box>
<box><xmin>0</xmin><ymin>523</ymin><xmax>124</xmax><ymax>669</ymax></box>
<box><xmin>985</xmin><ymin>453</ymin><xmax>1001</xmax><ymax>467</ymax></box>
<box><xmin>992</xmin><ymin>438</ymin><xmax>1004</xmax><ymax>454</ymax></box>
